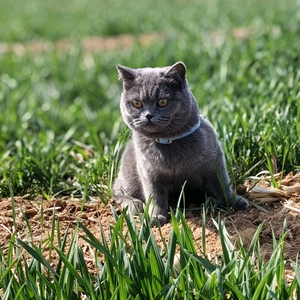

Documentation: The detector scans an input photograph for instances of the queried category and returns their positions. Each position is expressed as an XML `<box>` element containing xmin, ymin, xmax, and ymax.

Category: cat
<box><xmin>112</xmin><ymin>61</ymin><xmax>249</xmax><ymax>226</ymax></box>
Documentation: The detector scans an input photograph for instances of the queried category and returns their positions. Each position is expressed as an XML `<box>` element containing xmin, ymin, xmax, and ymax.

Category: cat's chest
<box><xmin>135</xmin><ymin>138</ymin><xmax>201</xmax><ymax>173</ymax></box>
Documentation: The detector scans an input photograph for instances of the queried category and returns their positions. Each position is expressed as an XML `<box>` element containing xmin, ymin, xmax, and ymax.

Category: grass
<box><xmin>1</xmin><ymin>0</ymin><xmax>300</xmax><ymax>197</ymax></box>
<box><xmin>0</xmin><ymin>0</ymin><xmax>296</xmax><ymax>42</ymax></box>
<box><xmin>1</xmin><ymin>0</ymin><xmax>300</xmax><ymax>298</ymax></box>
<box><xmin>1</xmin><ymin>36</ymin><xmax>300</xmax><ymax>196</ymax></box>
<box><xmin>1</xmin><ymin>197</ymin><xmax>300</xmax><ymax>299</ymax></box>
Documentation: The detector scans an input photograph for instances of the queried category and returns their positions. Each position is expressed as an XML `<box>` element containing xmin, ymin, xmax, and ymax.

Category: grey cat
<box><xmin>113</xmin><ymin>62</ymin><xmax>249</xmax><ymax>226</ymax></box>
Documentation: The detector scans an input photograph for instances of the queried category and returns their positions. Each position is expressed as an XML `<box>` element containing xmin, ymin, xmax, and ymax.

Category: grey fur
<box><xmin>113</xmin><ymin>62</ymin><xmax>249</xmax><ymax>226</ymax></box>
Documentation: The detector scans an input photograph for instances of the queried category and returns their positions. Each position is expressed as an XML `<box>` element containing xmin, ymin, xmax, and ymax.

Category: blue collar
<box><xmin>155</xmin><ymin>118</ymin><xmax>201</xmax><ymax>144</ymax></box>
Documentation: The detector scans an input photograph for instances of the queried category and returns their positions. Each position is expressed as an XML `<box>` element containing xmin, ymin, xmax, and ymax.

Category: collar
<box><xmin>155</xmin><ymin>117</ymin><xmax>201</xmax><ymax>144</ymax></box>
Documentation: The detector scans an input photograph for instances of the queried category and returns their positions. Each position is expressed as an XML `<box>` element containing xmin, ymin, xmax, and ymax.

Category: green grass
<box><xmin>1</xmin><ymin>0</ymin><xmax>300</xmax><ymax>298</ymax></box>
<box><xmin>0</xmin><ymin>0</ymin><xmax>296</xmax><ymax>42</ymax></box>
<box><xmin>1</xmin><ymin>197</ymin><xmax>299</xmax><ymax>299</ymax></box>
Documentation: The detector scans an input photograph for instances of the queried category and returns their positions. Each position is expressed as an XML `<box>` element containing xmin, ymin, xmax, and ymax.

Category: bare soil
<box><xmin>0</xmin><ymin>33</ymin><xmax>164</xmax><ymax>55</ymax></box>
<box><xmin>0</xmin><ymin>173</ymin><xmax>299</xmax><ymax>280</ymax></box>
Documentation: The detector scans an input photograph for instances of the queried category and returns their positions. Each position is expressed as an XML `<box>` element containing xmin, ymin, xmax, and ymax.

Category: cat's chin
<box><xmin>132</xmin><ymin>123</ymin><xmax>168</xmax><ymax>138</ymax></box>
<box><xmin>135</xmin><ymin>130</ymin><xmax>165</xmax><ymax>139</ymax></box>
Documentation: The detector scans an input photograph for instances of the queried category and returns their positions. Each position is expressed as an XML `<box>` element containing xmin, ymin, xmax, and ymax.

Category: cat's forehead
<box><xmin>124</xmin><ymin>69</ymin><xmax>174</xmax><ymax>100</ymax></box>
<box><xmin>136</xmin><ymin>66</ymin><xmax>168</xmax><ymax>76</ymax></box>
<box><xmin>119</xmin><ymin>63</ymin><xmax>186</xmax><ymax>93</ymax></box>
<box><xmin>134</xmin><ymin>66</ymin><xmax>170</xmax><ymax>84</ymax></box>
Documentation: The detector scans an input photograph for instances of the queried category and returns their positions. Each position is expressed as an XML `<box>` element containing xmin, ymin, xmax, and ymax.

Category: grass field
<box><xmin>1</xmin><ymin>0</ymin><xmax>300</xmax><ymax>298</ymax></box>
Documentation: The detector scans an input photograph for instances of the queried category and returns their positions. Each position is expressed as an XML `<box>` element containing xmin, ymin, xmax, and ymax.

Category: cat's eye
<box><xmin>132</xmin><ymin>100</ymin><xmax>143</xmax><ymax>108</ymax></box>
<box><xmin>157</xmin><ymin>99</ymin><xmax>168</xmax><ymax>107</ymax></box>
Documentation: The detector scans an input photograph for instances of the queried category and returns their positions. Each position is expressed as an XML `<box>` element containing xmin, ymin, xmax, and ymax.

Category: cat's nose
<box><xmin>146</xmin><ymin>114</ymin><xmax>154</xmax><ymax>120</ymax></box>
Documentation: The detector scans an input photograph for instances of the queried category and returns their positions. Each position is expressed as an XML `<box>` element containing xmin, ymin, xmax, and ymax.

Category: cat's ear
<box><xmin>168</xmin><ymin>62</ymin><xmax>186</xmax><ymax>80</ymax></box>
<box><xmin>117</xmin><ymin>65</ymin><xmax>136</xmax><ymax>89</ymax></box>
<box><xmin>164</xmin><ymin>62</ymin><xmax>186</xmax><ymax>87</ymax></box>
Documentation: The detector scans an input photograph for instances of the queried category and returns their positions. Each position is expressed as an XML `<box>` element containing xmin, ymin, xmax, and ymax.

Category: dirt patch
<box><xmin>0</xmin><ymin>33</ymin><xmax>164</xmax><ymax>55</ymax></box>
<box><xmin>0</xmin><ymin>26</ymin><xmax>282</xmax><ymax>56</ymax></box>
<box><xmin>0</xmin><ymin>173</ymin><xmax>299</xmax><ymax>278</ymax></box>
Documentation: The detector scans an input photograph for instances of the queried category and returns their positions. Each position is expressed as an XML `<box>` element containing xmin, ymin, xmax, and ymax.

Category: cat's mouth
<box><xmin>138</xmin><ymin>120</ymin><xmax>161</xmax><ymax>130</ymax></box>
<box><xmin>132</xmin><ymin>119</ymin><xmax>168</xmax><ymax>136</ymax></box>
<box><xmin>133</xmin><ymin>117</ymin><xmax>168</xmax><ymax>127</ymax></box>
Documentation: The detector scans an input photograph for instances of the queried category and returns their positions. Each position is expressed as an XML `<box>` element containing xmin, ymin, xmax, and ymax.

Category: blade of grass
<box><xmin>17</xmin><ymin>240</ymin><xmax>58</xmax><ymax>276</ymax></box>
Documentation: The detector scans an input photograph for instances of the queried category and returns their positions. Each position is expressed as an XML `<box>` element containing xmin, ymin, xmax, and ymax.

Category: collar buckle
<box><xmin>155</xmin><ymin>137</ymin><xmax>173</xmax><ymax>144</ymax></box>
<box><xmin>155</xmin><ymin>116</ymin><xmax>201</xmax><ymax>145</ymax></box>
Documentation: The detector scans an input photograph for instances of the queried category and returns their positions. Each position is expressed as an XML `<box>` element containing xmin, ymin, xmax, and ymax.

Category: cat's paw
<box><xmin>151</xmin><ymin>215</ymin><xmax>168</xmax><ymax>227</ymax></box>
<box><xmin>234</xmin><ymin>195</ymin><xmax>249</xmax><ymax>210</ymax></box>
<box><xmin>121</xmin><ymin>199</ymin><xmax>144</xmax><ymax>215</ymax></box>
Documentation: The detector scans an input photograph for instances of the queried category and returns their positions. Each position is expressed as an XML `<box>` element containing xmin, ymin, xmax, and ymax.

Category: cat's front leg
<box><xmin>112</xmin><ymin>175</ymin><xmax>145</xmax><ymax>215</ymax></box>
<box><xmin>149</xmin><ymin>198</ymin><xmax>169</xmax><ymax>227</ymax></box>
<box><xmin>113</xmin><ymin>188</ymin><xmax>145</xmax><ymax>215</ymax></box>
<box><xmin>149</xmin><ymin>194</ymin><xmax>169</xmax><ymax>227</ymax></box>
<box><xmin>140</xmin><ymin>176</ymin><xmax>169</xmax><ymax>226</ymax></box>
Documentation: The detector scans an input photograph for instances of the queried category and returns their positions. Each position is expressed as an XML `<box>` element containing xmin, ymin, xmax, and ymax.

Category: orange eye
<box><xmin>157</xmin><ymin>99</ymin><xmax>168</xmax><ymax>107</ymax></box>
<box><xmin>132</xmin><ymin>100</ymin><xmax>143</xmax><ymax>108</ymax></box>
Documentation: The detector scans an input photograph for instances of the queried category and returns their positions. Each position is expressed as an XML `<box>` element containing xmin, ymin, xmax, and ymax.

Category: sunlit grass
<box><xmin>0</xmin><ymin>0</ymin><xmax>300</xmax><ymax>297</ymax></box>
<box><xmin>0</xmin><ymin>0</ymin><xmax>297</xmax><ymax>42</ymax></box>
<box><xmin>1</xmin><ymin>195</ymin><xmax>299</xmax><ymax>299</ymax></box>
<box><xmin>1</xmin><ymin>29</ymin><xmax>300</xmax><ymax>196</ymax></box>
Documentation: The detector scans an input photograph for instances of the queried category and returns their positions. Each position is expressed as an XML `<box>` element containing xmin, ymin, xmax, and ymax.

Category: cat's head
<box><xmin>117</xmin><ymin>62</ymin><xmax>199</xmax><ymax>139</ymax></box>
